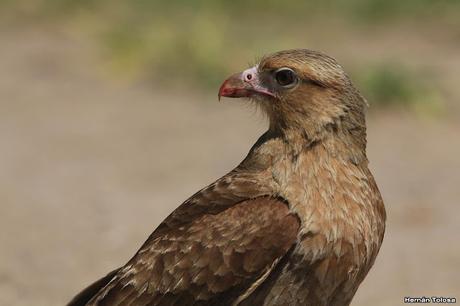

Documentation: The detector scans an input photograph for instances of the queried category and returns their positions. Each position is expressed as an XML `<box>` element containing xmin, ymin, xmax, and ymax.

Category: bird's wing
<box><xmin>67</xmin><ymin>269</ymin><xmax>120</xmax><ymax>306</ymax></box>
<box><xmin>83</xmin><ymin>182</ymin><xmax>300</xmax><ymax>306</ymax></box>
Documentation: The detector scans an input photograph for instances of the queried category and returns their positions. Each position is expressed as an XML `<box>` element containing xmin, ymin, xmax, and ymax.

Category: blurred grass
<box><xmin>1</xmin><ymin>0</ymin><xmax>456</xmax><ymax>112</ymax></box>
<box><xmin>353</xmin><ymin>64</ymin><xmax>444</xmax><ymax>116</ymax></box>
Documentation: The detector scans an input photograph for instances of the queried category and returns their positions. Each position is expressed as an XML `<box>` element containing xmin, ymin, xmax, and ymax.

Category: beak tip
<box><xmin>218</xmin><ymin>79</ymin><xmax>229</xmax><ymax>100</ymax></box>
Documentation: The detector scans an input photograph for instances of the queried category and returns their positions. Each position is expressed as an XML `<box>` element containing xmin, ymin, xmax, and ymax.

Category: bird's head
<box><xmin>219</xmin><ymin>49</ymin><xmax>367</xmax><ymax>151</ymax></box>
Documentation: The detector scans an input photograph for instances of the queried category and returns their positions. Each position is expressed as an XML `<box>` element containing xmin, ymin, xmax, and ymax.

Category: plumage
<box><xmin>69</xmin><ymin>49</ymin><xmax>386</xmax><ymax>306</ymax></box>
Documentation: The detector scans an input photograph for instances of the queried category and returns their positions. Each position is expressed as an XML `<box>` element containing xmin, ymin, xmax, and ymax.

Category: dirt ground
<box><xmin>0</xmin><ymin>28</ymin><xmax>459</xmax><ymax>306</ymax></box>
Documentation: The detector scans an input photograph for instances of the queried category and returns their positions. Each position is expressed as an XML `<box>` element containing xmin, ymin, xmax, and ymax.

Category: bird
<box><xmin>68</xmin><ymin>49</ymin><xmax>386</xmax><ymax>306</ymax></box>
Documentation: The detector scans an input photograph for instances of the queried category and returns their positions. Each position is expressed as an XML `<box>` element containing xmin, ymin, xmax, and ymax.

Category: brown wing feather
<box><xmin>67</xmin><ymin>269</ymin><xmax>120</xmax><ymax>306</ymax></box>
<box><xmin>86</xmin><ymin>197</ymin><xmax>299</xmax><ymax>306</ymax></box>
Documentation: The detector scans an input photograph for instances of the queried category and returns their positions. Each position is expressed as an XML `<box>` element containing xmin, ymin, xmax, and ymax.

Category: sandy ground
<box><xmin>0</xmin><ymin>28</ymin><xmax>459</xmax><ymax>306</ymax></box>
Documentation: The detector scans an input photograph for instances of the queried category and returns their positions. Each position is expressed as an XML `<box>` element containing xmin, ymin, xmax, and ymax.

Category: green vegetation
<box><xmin>1</xmin><ymin>0</ymin><xmax>455</xmax><ymax>112</ymax></box>
<box><xmin>353</xmin><ymin>64</ymin><xmax>444</xmax><ymax>115</ymax></box>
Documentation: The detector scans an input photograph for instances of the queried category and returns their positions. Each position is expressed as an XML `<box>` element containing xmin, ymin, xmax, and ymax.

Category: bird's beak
<box><xmin>218</xmin><ymin>66</ymin><xmax>275</xmax><ymax>100</ymax></box>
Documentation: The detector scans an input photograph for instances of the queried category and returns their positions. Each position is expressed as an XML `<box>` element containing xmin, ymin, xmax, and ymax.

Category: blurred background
<box><xmin>1</xmin><ymin>1</ymin><xmax>459</xmax><ymax>305</ymax></box>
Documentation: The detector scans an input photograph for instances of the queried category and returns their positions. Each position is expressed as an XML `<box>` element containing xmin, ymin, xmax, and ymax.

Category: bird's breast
<box><xmin>270</xmin><ymin>145</ymin><xmax>385</xmax><ymax>298</ymax></box>
<box><xmin>250</xmin><ymin>137</ymin><xmax>385</xmax><ymax>303</ymax></box>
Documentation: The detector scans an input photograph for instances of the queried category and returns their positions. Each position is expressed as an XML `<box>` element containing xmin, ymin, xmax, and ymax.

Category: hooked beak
<box><xmin>218</xmin><ymin>66</ymin><xmax>275</xmax><ymax>100</ymax></box>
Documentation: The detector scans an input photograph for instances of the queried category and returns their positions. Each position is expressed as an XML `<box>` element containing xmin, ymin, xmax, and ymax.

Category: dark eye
<box><xmin>274</xmin><ymin>68</ymin><xmax>297</xmax><ymax>88</ymax></box>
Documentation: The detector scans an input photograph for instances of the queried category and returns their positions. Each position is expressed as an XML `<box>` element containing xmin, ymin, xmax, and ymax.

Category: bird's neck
<box><xmin>268</xmin><ymin>123</ymin><xmax>368</xmax><ymax>166</ymax></box>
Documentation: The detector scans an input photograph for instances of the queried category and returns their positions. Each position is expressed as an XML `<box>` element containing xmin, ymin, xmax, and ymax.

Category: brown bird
<box><xmin>68</xmin><ymin>49</ymin><xmax>386</xmax><ymax>306</ymax></box>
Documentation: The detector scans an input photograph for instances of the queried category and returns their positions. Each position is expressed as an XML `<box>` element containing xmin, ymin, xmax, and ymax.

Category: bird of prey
<box><xmin>68</xmin><ymin>49</ymin><xmax>386</xmax><ymax>306</ymax></box>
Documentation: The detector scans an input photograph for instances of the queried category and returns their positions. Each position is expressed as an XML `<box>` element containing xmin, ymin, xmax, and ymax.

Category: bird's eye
<box><xmin>274</xmin><ymin>68</ymin><xmax>297</xmax><ymax>88</ymax></box>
